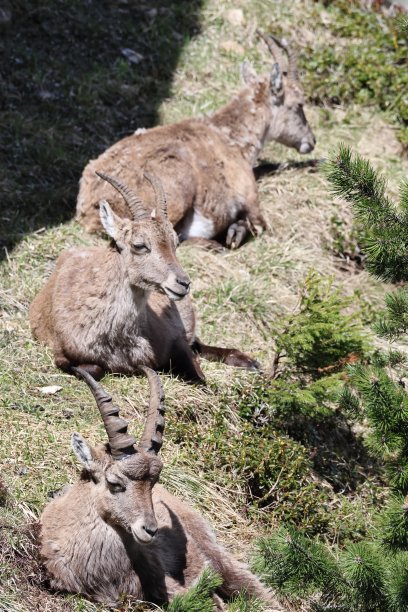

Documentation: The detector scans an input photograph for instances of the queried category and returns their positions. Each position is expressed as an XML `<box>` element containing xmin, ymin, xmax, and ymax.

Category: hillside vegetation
<box><xmin>0</xmin><ymin>0</ymin><xmax>407</xmax><ymax>610</ymax></box>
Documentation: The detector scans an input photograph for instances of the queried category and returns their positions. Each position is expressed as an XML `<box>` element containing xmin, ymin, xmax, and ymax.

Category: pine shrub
<box><xmin>249</xmin><ymin>147</ymin><xmax>408</xmax><ymax>610</ymax></box>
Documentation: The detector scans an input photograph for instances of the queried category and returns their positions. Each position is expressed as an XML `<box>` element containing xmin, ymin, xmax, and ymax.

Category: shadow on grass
<box><xmin>281</xmin><ymin>412</ymin><xmax>382</xmax><ymax>496</ymax></box>
<box><xmin>0</xmin><ymin>0</ymin><xmax>202</xmax><ymax>259</ymax></box>
<box><xmin>254</xmin><ymin>158</ymin><xmax>323</xmax><ymax>180</ymax></box>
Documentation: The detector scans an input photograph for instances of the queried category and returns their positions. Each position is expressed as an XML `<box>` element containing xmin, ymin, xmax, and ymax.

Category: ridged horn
<box><xmin>137</xmin><ymin>366</ymin><xmax>165</xmax><ymax>455</ymax></box>
<box><xmin>282</xmin><ymin>39</ymin><xmax>298</xmax><ymax>83</ymax></box>
<box><xmin>257</xmin><ymin>31</ymin><xmax>299</xmax><ymax>83</ymax></box>
<box><xmin>72</xmin><ymin>367</ymin><xmax>136</xmax><ymax>460</ymax></box>
<box><xmin>144</xmin><ymin>171</ymin><xmax>168</xmax><ymax>217</ymax></box>
<box><xmin>95</xmin><ymin>171</ymin><xmax>149</xmax><ymax>221</ymax></box>
<box><xmin>257</xmin><ymin>30</ymin><xmax>286</xmax><ymax>71</ymax></box>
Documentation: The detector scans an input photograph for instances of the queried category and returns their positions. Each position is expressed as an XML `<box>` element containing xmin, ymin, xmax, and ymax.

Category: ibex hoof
<box><xmin>226</xmin><ymin>221</ymin><xmax>248</xmax><ymax>249</ymax></box>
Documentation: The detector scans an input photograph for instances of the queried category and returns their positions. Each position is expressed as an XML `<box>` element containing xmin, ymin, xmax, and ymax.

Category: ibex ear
<box><xmin>240</xmin><ymin>60</ymin><xmax>258</xmax><ymax>86</ymax></box>
<box><xmin>71</xmin><ymin>433</ymin><xmax>94</xmax><ymax>470</ymax></box>
<box><xmin>270</xmin><ymin>62</ymin><xmax>283</xmax><ymax>96</ymax></box>
<box><xmin>99</xmin><ymin>200</ymin><xmax>123</xmax><ymax>241</ymax></box>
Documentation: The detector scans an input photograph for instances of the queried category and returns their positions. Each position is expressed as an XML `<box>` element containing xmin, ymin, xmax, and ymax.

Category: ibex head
<box><xmin>97</xmin><ymin>172</ymin><xmax>191</xmax><ymax>300</ymax></box>
<box><xmin>71</xmin><ymin>366</ymin><xmax>165</xmax><ymax>544</ymax></box>
<box><xmin>243</xmin><ymin>32</ymin><xmax>316</xmax><ymax>155</ymax></box>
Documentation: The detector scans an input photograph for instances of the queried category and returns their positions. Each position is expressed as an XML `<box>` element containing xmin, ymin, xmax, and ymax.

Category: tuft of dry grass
<box><xmin>1</xmin><ymin>0</ymin><xmax>408</xmax><ymax>610</ymax></box>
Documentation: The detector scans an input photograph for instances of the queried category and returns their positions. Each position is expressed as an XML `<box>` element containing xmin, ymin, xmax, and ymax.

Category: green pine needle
<box><xmin>339</xmin><ymin>541</ymin><xmax>388</xmax><ymax>609</ymax></box>
<box><xmin>165</xmin><ymin>567</ymin><xmax>223</xmax><ymax>612</ymax></box>
<box><xmin>324</xmin><ymin>145</ymin><xmax>408</xmax><ymax>283</ymax></box>
<box><xmin>377</xmin><ymin>495</ymin><xmax>408</xmax><ymax>551</ymax></box>
<box><xmin>385</xmin><ymin>552</ymin><xmax>408</xmax><ymax>611</ymax></box>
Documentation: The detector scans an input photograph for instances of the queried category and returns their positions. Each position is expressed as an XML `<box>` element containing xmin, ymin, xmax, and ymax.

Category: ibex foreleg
<box><xmin>192</xmin><ymin>339</ymin><xmax>260</xmax><ymax>370</ymax></box>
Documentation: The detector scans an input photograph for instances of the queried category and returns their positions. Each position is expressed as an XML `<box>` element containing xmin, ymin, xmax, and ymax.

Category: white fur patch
<box><xmin>182</xmin><ymin>210</ymin><xmax>215</xmax><ymax>239</ymax></box>
<box><xmin>134</xmin><ymin>127</ymin><xmax>147</xmax><ymax>135</ymax></box>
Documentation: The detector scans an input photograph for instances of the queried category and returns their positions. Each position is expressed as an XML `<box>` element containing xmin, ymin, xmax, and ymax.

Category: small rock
<box><xmin>37</xmin><ymin>385</ymin><xmax>63</xmax><ymax>395</ymax></box>
<box><xmin>220</xmin><ymin>40</ymin><xmax>245</xmax><ymax>56</ymax></box>
<box><xmin>121</xmin><ymin>48</ymin><xmax>144</xmax><ymax>65</ymax></box>
<box><xmin>224</xmin><ymin>8</ymin><xmax>244</xmax><ymax>26</ymax></box>
<box><xmin>62</xmin><ymin>408</ymin><xmax>74</xmax><ymax>419</ymax></box>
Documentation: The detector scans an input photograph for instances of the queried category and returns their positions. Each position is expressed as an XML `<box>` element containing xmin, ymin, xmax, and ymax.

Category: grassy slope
<box><xmin>0</xmin><ymin>0</ymin><xmax>407</xmax><ymax>610</ymax></box>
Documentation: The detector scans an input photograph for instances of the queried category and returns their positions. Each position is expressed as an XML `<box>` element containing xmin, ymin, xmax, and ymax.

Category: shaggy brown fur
<box><xmin>76</xmin><ymin>37</ymin><xmax>315</xmax><ymax>248</ymax></box>
<box><xmin>40</xmin><ymin>371</ymin><xmax>284</xmax><ymax>610</ymax></box>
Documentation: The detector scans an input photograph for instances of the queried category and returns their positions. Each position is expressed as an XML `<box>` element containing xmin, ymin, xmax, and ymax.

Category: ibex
<box><xmin>77</xmin><ymin>33</ymin><xmax>316</xmax><ymax>248</ymax></box>
<box><xmin>30</xmin><ymin>173</ymin><xmax>258</xmax><ymax>381</ymax></box>
<box><xmin>40</xmin><ymin>367</ymin><xmax>284</xmax><ymax>610</ymax></box>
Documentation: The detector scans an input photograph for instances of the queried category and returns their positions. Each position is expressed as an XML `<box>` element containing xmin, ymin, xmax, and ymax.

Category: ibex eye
<box><xmin>132</xmin><ymin>243</ymin><xmax>149</xmax><ymax>253</ymax></box>
<box><xmin>106</xmin><ymin>479</ymin><xmax>126</xmax><ymax>493</ymax></box>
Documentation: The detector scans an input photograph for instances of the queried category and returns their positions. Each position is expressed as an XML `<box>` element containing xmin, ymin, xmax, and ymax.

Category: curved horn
<box><xmin>137</xmin><ymin>366</ymin><xmax>165</xmax><ymax>455</ymax></box>
<box><xmin>281</xmin><ymin>38</ymin><xmax>298</xmax><ymax>83</ymax></box>
<box><xmin>257</xmin><ymin>30</ymin><xmax>286</xmax><ymax>70</ymax></box>
<box><xmin>144</xmin><ymin>171</ymin><xmax>168</xmax><ymax>217</ymax></box>
<box><xmin>95</xmin><ymin>171</ymin><xmax>149</xmax><ymax>221</ymax></box>
<box><xmin>72</xmin><ymin>367</ymin><xmax>136</xmax><ymax>460</ymax></box>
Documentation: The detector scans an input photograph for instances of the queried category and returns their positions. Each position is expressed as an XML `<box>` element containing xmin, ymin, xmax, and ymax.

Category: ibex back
<box><xmin>77</xmin><ymin>33</ymin><xmax>315</xmax><ymax>249</ymax></box>
<box><xmin>40</xmin><ymin>368</ymin><xmax>284</xmax><ymax>610</ymax></box>
<box><xmin>30</xmin><ymin>174</ymin><xmax>259</xmax><ymax>380</ymax></box>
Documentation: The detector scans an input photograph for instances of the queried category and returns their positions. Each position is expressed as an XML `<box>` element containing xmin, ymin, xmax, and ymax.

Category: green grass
<box><xmin>1</xmin><ymin>0</ymin><xmax>408</xmax><ymax>610</ymax></box>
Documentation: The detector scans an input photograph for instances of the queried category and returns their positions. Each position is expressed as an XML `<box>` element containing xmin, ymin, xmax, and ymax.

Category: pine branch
<box><xmin>339</xmin><ymin>542</ymin><xmax>388</xmax><ymax>610</ymax></box>
<box><xmin>377</xmin><ymin>495</ymin><xmax>408</xmax><ymax>551</ymax></box>
<box><xmin>385</xmin><ymin>552</ymin><xmax>408</xmax><ymax>611</ymax></box>
<box><xmin>374</xmin><ymin>289</ymin><xmax>408</xmax><ymax>340</ymax></box>
<box><xmin>325</xmin><ymin>144</ymin><xmax>393</xmax><ymax>222</ymax></box>
<box><xmin>324</xmin><ymin>145</ymin><xmax>408</xmax><ymax>283</ymax></box>
<box><xmin>252</xmin><ymin>528</ymin><xmax>345</xmax><ymax>600</ymax></box>
<box><xmin>344</xmin><ymin>363</ymin><xmax>408</xmax><ymax>494</ymax></box>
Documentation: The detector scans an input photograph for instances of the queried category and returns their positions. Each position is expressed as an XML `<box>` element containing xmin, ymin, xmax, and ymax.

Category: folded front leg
<box><xmin>192</xmin><ymin>339</ymin><xmax>260</xmax><ymax>370</ymax></box>
<box><xmin>170</xmin><ymin>339</ymin><xmax>206</xmax><ymax>383</ymax></box>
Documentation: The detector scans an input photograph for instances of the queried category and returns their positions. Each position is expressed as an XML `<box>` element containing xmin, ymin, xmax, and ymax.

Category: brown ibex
<box><xmin>40</xmin><ymin>367</ymin><xmax>284</xmax><ymax>609</ymax></box>
<box><xmin>77</xmin><ymin>33</ymin><xmax>316</xmax><ymax>248</ymax></box>
<box><xmin>30</xmin><ymin>173</ymin><xmax>258</xmax><ymax>381</ymax></box>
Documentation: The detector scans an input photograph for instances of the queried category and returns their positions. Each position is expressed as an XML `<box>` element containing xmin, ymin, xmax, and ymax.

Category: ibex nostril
<box><xmin>177</xmin><ymin>278</ymin><xmax>191</xmax><ymax>290</ymax></box>
<box><xmin>143</xmin><ymin>525</ymin><xmax>158</xmax><ymax>537</ymax></box>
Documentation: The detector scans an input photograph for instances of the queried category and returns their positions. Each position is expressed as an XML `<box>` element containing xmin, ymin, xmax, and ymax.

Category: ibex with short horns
<box><xmin>30</xmin><ymin>173</ymin><xmax>258</xmax><ymax>381</ymax></box>
<box><xmin>77</xmin><ymin>32</ymin><xmax>315</xmax><ymax>249</ymax></box>
<box><xmin>40</xmin><ymin>368</ymin><xmax>284</xmax><ymax>609</ymax></box>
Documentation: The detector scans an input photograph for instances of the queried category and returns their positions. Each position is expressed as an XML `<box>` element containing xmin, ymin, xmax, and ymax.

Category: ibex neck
<box><xmin>209</xmin><ymin>81</ymin><xmax>270</xmax><ymax>166</ymax></box>
<box><xmin>107</xmin><ymin>250</ymin><xmax>149</xmax><ymax>321</ymax></box>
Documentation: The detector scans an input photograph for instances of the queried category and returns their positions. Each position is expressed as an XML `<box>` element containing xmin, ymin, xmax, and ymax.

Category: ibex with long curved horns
<box><xmin>30</xmin><ymin>173</ymin><xmax>258</xmax><ymax>380</ymax></box>
<box><xmin>77</xmin><ymin>33</ymin><xmax>315</xmax><ymax>249</ymax></box>
<box><xmin>40</xmin><ymin>368</ymin><xmax>284</xmax><ymax>609</ymax></box>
